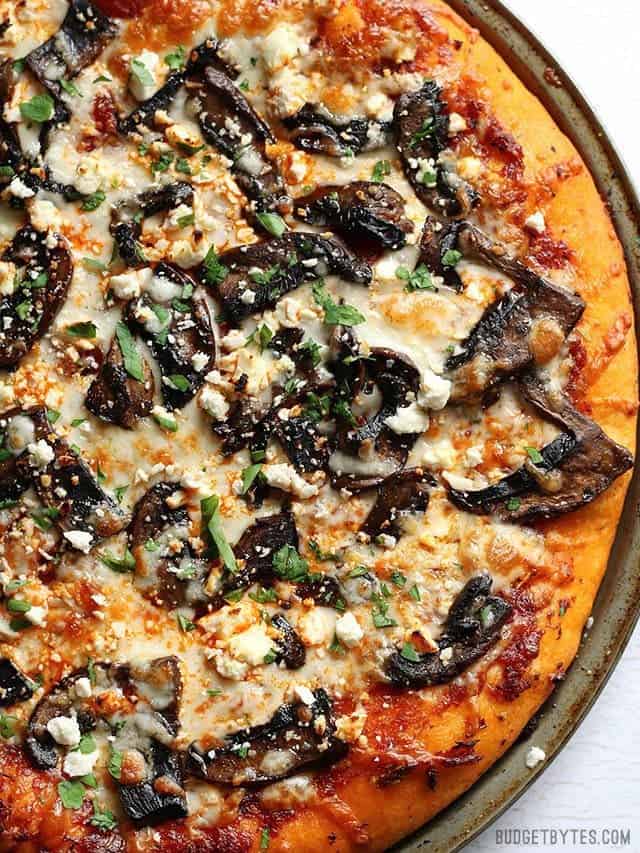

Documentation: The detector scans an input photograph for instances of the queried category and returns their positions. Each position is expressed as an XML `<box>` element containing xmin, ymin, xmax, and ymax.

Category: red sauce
<box><xmin>528</xmin><ymin>231</ymin><xmax>574</xmax><ymax>269</ymax></box>
<box><xmin>147</xmin><ymin>821</ymin><xmax>253</xmax><ymax>852</ymax></box>
<box><xmin>93</xmin><ymin>91</ymin><xmax>118</xmax><ymax>137</ymax></box>
<box><xmin>93</xmin><ymin>0</ymin><xmax>146</xmax><ymax>17</ymax></box>
<box><xmin>491</xmin><ymin>588</ymin><xmax>542</xmax><ymax>702</ymax></box>
<box><xmin>124</xmin><ymin>0</ymin><xmax>211</xmax><ymax>51</ymax></box>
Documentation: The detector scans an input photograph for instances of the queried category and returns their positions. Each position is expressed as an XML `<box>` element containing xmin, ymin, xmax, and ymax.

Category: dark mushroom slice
<box><xmin>439</xmin><ymin>222</ymin><xmax>585</xmax><ymax>401</ymax></box>
<box><xmin>271</xmin><ymin>613</ymin><xmax>306</xmax><ymax>669</ymax></box>
<box><xmin>329</xmin><ymin>347</ymin><xmax>422</xmax><ymax>491</ymax></box>
<box><xmin>126</xmin><ymin>264</ymin><xmax>215</xmax><ymax>410</ymax></box>
<box><xmin>187</xmin><ymin>688</ymin><xmax>347</xmax><ymax>786</ymax></box>
<box><xmin>118</xmin><ymin>740</ymin><xmax>187</xmax><ymax>826</ymax></box>
<box><xmin>193</xmin><ymin>67</ymin><xmax>290</xmax><ymax>220</ymax></box>
<box><xmin>283</xmin><ymin>103</ymin><xmax>392</xmax><ymax>157</ymax></box>
<box><xmin>0</xmin><ymin>657</ymin><xmax>34</xmax><ymax>707</ymax></box>
<box><xmin>25</xmin><ymin>0</ymin><xmax>117</xmax><ymax>102</ymax></box>
<box><xmin>448</xmin><ymin>373</ymin><xmax>634</xmax><ymax>522</ymax></box>
<box><xmin>110</xmin><ymin>183</ymin><xmax>193</xmax><ymax>267</ymax></box>
<box><xmin>0</xmin><ymin>60</ymin><xmax>22</xmax><ymax>182</ymax></box>
<box><xmin>393</xmin><ymin>81</ymin><xmax>477</xmax><ymax>218</ymax></box>
<box><xmin>0</xmin><ymin>226</ymin><xmax>73</xmax><ymax>369</ymax></box>
<box><xmin>0</xmin><ymin>412</ymin><xmax>33</xmax><ymax>506</ymax></box>
<box><xmin>85</xmin><ymin>334</ymin><xmax>154</xmax><ymax>428</ymax></box>
<box><xmin>269</xmin><ymin>327</ymin><xmax>321</xmax><ymax>378</ymax></box>
<box><xmin>294</xmin><ymin>182</ymin><xmax>413</xmax><ymax>251</ymax></box>
<box><xmin>295</xmin><ymin>574</ymin><xmax>344</xmax><ymax>609</ymax></box>
<box><xmin>361</xmin><ymin>468</ymin><xmax>434</xmax><ymax>540</ymax></box>
<box><xmin>386</xmin><ymin>574</ymin><xmax>511</xmax><ymax>688</ymax></box>
<box><xmin>14</xmin><ymin>407</ymin><xmax>128</xmax><ymax>546</ymax></box>
<box><xmin>118</xmin><ymin>38</ymin><xmax>231</xmax><ymax>135</ymax></box>
<box><xmin>210</xmin><ymin>512</ymin><xmax>299</xmax><ymax>605</ymax></box>
<box><xmin>273</xmin><ymin>415</ymin><xmax>330</xmax><ymax>473</ymax></box>
<box><xmin>208</xmin><ymin>232</ymin><xmax>371</xmax><ymax>326</ymax></box>
<box><xmin>211</xmin><ymin>397</ymin><xmax>267</xmax><ymax>456</ymax></box>
<box><xmin>128</xmin><ymin>482</ymin><xmax>210</xmax><ymax>609</ymax></box>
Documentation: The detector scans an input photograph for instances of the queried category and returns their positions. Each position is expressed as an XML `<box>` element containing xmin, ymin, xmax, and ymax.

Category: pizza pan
<box><xmin>395</xmin><ymin>2</ymin><xmax>640</xmax><ymax>851</ymax></box>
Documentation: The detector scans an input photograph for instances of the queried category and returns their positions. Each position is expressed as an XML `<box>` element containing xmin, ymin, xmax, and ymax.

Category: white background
<box><xmin>468</xmin><ymin>2</ymin><xmax>640</xmax><ymax>852</ymax></box>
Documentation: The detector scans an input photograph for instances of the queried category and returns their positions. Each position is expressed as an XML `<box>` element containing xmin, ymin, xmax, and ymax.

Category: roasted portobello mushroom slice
<box><xmin>283</xmin><ymin>103</ymin><xmax>392</xmax><ymax>157</ymax></box>
<box><xmin>294</xmin><ymin>181</ymin><xmax>413</xmax><ymax>251</ymax></box>
<box><xmin>393</xmin><ymin>81</ymin><xmax>477</xmax><ymax>218</ymax></box>
<box><xmin>25</xmin><ymin>0</ymin><xmax>117</xmax><ymax>105</ymax></box>
<box><xmin>193</xmin><ymin>67</ymin><xmax>290</xmax><ymax>219</ymax></box>
<box><xmin>386</xmin><ymin>574</ymin><xmax>511</xmax><ymax>687</ymax></box>
<box><xmin>128</xmin><ymin>482</ymin><xmax>210</xmax><ymax>609</ymax></box>
<box><xmin>0</xmin><ymin>226</ymin><xmax>73</xmax><ymax>369</ymax></box>
<box><xmin>85</xmin><ymin>329</ymin><xmax>155</xmax><ymax>428</ymax></box>
<box><xmin>206</xmin><ymin>232</ymin><xmax>371</xmax><ymax>325</ymax></box>
<box><xmin>0</xmin><ymin>657</ymin><xmax>34</xmax><ymax>707</ymax></box>
<box><xmin>187</xmin><ymin>688</ymin><xmax>347</xmax><ymax>785</ymax></box>
<box><xmin>448</xmin><ymin>373</ymin><xmax>634</xmax><ymax>521</ymax></box>
<box><xmin>126</xmin><ymin>263</ymin><xmax>215</xmax><ymax>410</ymax></box>
<box><xmin>25</xmin><ymin>656</ymin><xmax>187</xmax><ymax>825</ymax></box>
<box><xmin>438</xmin><ymin>221</ymin><xmax>585</xmax><ymax>401</ymax></box>
<box><xmin>210</xmin><ymin>512</ymin><xmax>299</xmax><ymax>604</ymax></box>
<box><xmin>110</xmin><ymin>183</ymin><xmax>193</xmax><ymax>267</ymax></box>
<box><xmin>361</xmin><ymin>468</ymin><xmax>434</xmax><ymax>540</ymax></box>
<box><xmin>118</xmin><ymin>37</ymin><xmax>230</xmax><ymax>134</ymax></box>
<box><xmin>329</xmin><ymin>347</ymin><xmax>423</xmax><ymax>492</ymax></box>
<box><xmin>271</xmin><ymin>613</ymin><xmax>306</xmax><ymax>670</ymax></box>
<box><xmin>13</xmin><ymin>407</ymin><xmax>128</xmax><ymax>548</ymax></box>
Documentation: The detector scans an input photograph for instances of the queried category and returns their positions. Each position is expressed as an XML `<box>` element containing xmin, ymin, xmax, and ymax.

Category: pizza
<box><xmin>0</xmin><ymin>0</ymin><xmax>635</xmax><ymax>850</ymax></box>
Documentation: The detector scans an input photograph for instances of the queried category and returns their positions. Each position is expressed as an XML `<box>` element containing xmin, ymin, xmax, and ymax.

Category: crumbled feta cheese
<box><xmin>263</xmin><ymin>463</ymin><xmax>320</xmax><ymax>500</ymax></box>
<box><xmin>29</xmin><ymin>199</ymin><xmax>61</xmax><ymax>232</ymax></box>
<box><xmin>448</xmin><ymin>112</ymin><xmax>468</xmax><ymax>134</ymax></box>
<box><xmin>365</xmin><ymin>91</ymin><xmax>393</xmax><ymax>120</ymax></box>
<box><xmin>525</xmin><ymin>211</ymin><xmax>546</xmax><ymax>234</ymax></box>
<box><xmin>228</xmin><ymin>623</ymin><xmax>273</xmax><ymax>667</ymax></box>
<box><xmin>0</xmin><ymin>260</ymin><xmax>16</xmax><ymax>296</ymax></box>
<box><xmin>25</xmin><ymin>605</ymin><xmax>47</xmax><ymax>627</ymax></box>
<box><xmin>169</xmin><ymin>239</ymin><xmax>208</xmax><ymax>269</ymax></box>
<box><xmin>439</xmin><ymin>646</ymin><xmax>453</xmax><ymax>664</ymax></box>
<box><xmin>109</xmin><ymin>267</ymin><xmax>153</xmax><ymax>300</ymax></box>
<box><xmin>8</xmin><ymin>176</ymin><xmax>35</xmax><ymax>199</ymax></box>
<box><xmin>145</xmin><ymin>272</ymin><xmax>182</xmax><ymax>303</ymax></box>
<box><xmin>335</xmin><ymin>612</ymin><xmax>364</xmax><ymax>648</ymax></box>
<box><xmin>6</xmin><ymin>415</ymin><xmax>35</xmax><ymax>455</ymax></box>
<box><xmin>213</xmin><ymin>650</ymin><xmax>248</xmax><ymax>681</ymax></box>
<box><xmin>384</xmin><ymin>401</ymin><xmax>430</xmax><ymax>435</ymax></box>
<box><xmin>457</xmin><ymin>157</ymin><xmax>483</xmax><ymax>181</ymax></box>
<box><xmin>129</xmin><ymin>50</ymin><xmax>160</xmax><ymax>101</ymax></box>
<box><xmin>442</xmin><ymin>471</ymin><xmax>475</xmax><ymax>491</ymax></box>
<box><xmin>165</xmin><ymin>203</ymin><xmax>194</xmax><ymax>231</ymax></box>
<box><xmin>74</xmin><ymin>677</ymin><xmax>92</xmax><ymax>698</ymax></box>
<box><xmin>63</xmin><ymin>530</ymin><xmax>93</xmax><ymax>554</ymax></box>
<box><xmin>418</xmin><ymin>370</ymin><xmax>451</xmax><ymax>411</ymax></box>
<box><xmin>465</xmin><ymin>445</ymin><xmax>484</xmax><ymax>467</ymax></box>
<box><xmin>262</xmin><ymin>25</ymin><xmax>309</xmax><ymax>72</ymax></box>
<box><xmin>47</xmin><ymin>715</ymin><xmax>81</xmax><ymax>747</ymax></box>
<box><xmin>199</xmin><ymin>386</ymin><xmax>229</xmax><ymax>420</ymax></box>
<box><xmin>220</xmin><ymin>329</ymin><xmax>246</xmax><ymax>351</ymax></box>
<box><xmin>63</xmin><ymin>748</ymin><xmax>98</xmax><ymax>778</ymax></box>
<box><xmin>191</xmin><ymin>352</ymin><xmax>209</xmax><ymax>372</ymax></box>
<box><xmin>293</xmin><ymin>685</ymin><xmax>316</xmax><ymax>706</ymax></box>
<box><xmin>27</xmin><ymin>439</ymin><xmax>54</xmax><ymax>469</ymax></box>
<box><xmin>525</xmin><ymin>746</ymin><xmax>546</xmax><ymax>769</ymax></box>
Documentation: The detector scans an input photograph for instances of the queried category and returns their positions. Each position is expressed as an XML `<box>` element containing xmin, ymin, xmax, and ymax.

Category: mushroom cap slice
<box><xmin>187</xmin><ymin>688</ymin><xmax>347</xmax><ymax>786</ymax></box>
<box><xmin>386</xmin><ymin>574</ymin><xmax>511</xmax><ymax>688</ymax></box>
<box><xmin>86</xmin><ymin>334</ymin><xmax>155</xmax><ymax>429</ymax></box>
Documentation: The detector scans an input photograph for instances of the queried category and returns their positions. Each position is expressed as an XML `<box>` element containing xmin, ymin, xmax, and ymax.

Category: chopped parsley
<box><xmin>81</xmin><ymin>190</ymin><xmax>106</xmax><ymax>212</ymax></box>
<box><xmin>312</xmin><ymin>281</ymin><xmax>365</xmax><ymax>326</ymax></box>
<box><xmin>308</xmin><ymin>540</ymin><xmax>338</xmax><ymax>562</ymax></box>
<box><xmin>506</xmin><ymin>497</ymin><xmax>521</xmax><ymax>511</ymax></box>
<box><xmin>400</xmin><ymin>641</ymin><xmax>420</xmax><ymax>662</ymax></box>
<box><xmin>0</xmin><ymin>713</ymin><xmax>17</xmax><ymax>739</ymax></box>
<box><xmin>108</xmin><ymin>749</ymin><xmax>123</xmax><ymax>780</ymax></box>
<box><xmin>90</xmin><ymin>801</ymin><xmax>118</xmax><ymax>831</ymax></box>
<box><xmin>260</xmin><ymin>827</ymin><xmax>271</xmax><ymax>849</ymax></box>
<box><xmin>396</xmin><ymin>264</ymin><xmax>435</xmax><ymax>292</ymax></box>
<box><xmin>256</xmin><ymin>211</ymin><xmax>287</xmax><ymax>237</ymax></box>
<box><xmin>202</xmin><ymin>246</ymin><xmax>228</xmax><ymax>287</ymax></box>
<box><xmin>201</xmin><ymin>495</ymin><xmax>237</xmax><ymax>572</ymax></box>
<box><xmin>240</xmin><ymin>462</ymin><xmax>264</xmax><ymax>494</ymax></box>
<box><xmin>66</xmin><ymin>321</ymin><xmax>97</xmax><ymax>338</ymax></box>
<box><xmin>442</xmin><ymin>248</ymin><xmax>463</xmax><ymax>268</ymax></box>
<box><xmin>272</xmin><ymin>545</ymin><xmax>309</xmax><ymax>582</ymax></box>
<box><xmin>409</xmin><ymin>116</ymin><xmax>435</xmax><ymax>148</ymax></box>
<box><xmin>19</xmin><ymin>93</ymin><xmax>55</xmax><ymax>123</ymax></box>
<box><xmin>168</xmin><ymin>373</ymin><xmax>190</xmax><ymax>392</ymax></box>
<box><xmin>371</xmin><ymin>159</ymin><xmax>391</xmax><ymax>183</ymax></box>
<box><xmin>525</xmin><ymin>446</ymin><xmax>544</xmax><ymax>464</ymax></box>
<box><xmin>60</xmin><ymin>79</ymin><xmax>80</xmax><ymax>97</ymax></box>
<box><xmin>408</xmin><ymin>584</ymin><xmax>421</xmax><ymax>602</ymax></box>
<box><xmin>390</xmin><ymin>570</ymin><xmax>407</xmax><ymax>587</ymax></box>
<box><xmin>115</xmin><ymin>321</ymin><xmax>144</xmax><ymax>382</ymax></box>
<box><xmin>130</xmin><ymin>57</ymin><xmax>154</xmax><ymax>87</ymax></box>
<box><xmin>100</xmin><ymin>548</ymin><xmax>135</xmax><ymax>573</ymax></box>
<box><xmin>177</xmin><ymin>613</ymin><xmax>196</xmax><ymax>632</ymax></box>
<box><xmin>249</xmin><ymin>586</ymin><xmax>277</xmax><ymax>604</ymax></box>
<box><xmin>164</xmin><ymin>45</ymin><xmax>186</xmax><ymax>70</ymax></box>
<box><xmin>57</xmin><ymin>779</ymin><xmax>85</xmax><ymax>810</ymax></box>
